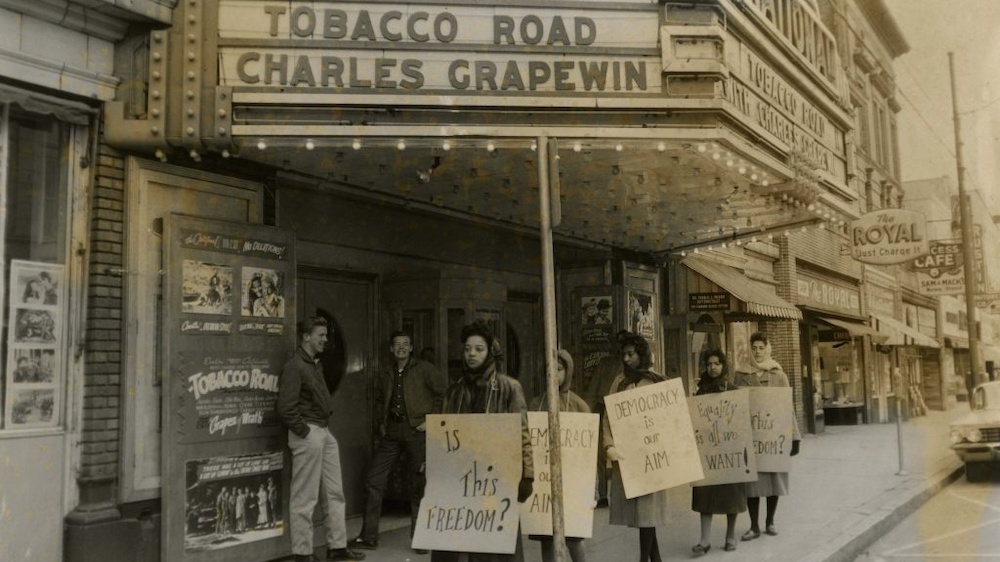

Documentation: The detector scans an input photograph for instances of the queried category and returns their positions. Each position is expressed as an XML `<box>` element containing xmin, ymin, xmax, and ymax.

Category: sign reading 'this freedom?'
<box><xmin>413</xmin><ymin>414</ymin><xmax>522</xmax><ymax>554</ymax></box>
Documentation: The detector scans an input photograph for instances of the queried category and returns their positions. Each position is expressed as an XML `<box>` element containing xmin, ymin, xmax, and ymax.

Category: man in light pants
<box><xmin>278</xmin><ymin>316</ymin><xmax>366</xmax><ymax>562</ymax></box>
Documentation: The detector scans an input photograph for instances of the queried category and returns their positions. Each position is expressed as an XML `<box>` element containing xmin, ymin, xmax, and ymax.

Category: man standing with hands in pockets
<box><xmin>351</xmin><ymin>331</ymin><xmax>448</xmax><ymax>554</ymax></box>
<box><xmin>278</xmin><ymin>316</ymin><xmax>366</xmax><ymax>562</ymax></box>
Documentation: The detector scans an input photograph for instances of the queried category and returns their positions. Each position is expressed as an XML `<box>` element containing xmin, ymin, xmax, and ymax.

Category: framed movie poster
<box><xmin>4</xmin><ymin>261</ymin><xmax>65</xmax><ymax>429</ymax></box>
<box><xmin>162</xmin><ymin>214</ymin><xmax>296</xmax><ymax>562</ymax></box>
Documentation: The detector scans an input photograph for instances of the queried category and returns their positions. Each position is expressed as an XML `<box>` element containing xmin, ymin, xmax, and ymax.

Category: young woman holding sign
<box><xmin>432</xmin><ymin>320</ymin><xmax>534</xmax><ymax>562</ymax></box>
<box><xmin>734</xmin><ymin>332</ymin><xmax>801</xmax><ymax>541</ymax></box>
<box><xmin>690</xmin><ymin>348</ymin><xmax>745</xmax><ymax>555</ymax></box>
<box><xmin>602</xmin><ymin>332</ymin><xmax>669</xmax><ymax>562</ymax></box>
<box><xmin>528</xmin><ymin>349</ymin><xmax>590</xmax><ymax>562</ymax></box>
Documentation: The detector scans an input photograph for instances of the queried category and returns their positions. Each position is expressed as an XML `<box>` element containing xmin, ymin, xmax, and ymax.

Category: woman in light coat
<box><xmin>734</xmin><ymin>332</ymin><xmax>801</xmax><ymax>541</ymax></box>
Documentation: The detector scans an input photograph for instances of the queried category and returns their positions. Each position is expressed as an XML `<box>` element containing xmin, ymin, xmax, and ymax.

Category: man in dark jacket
<box><xmin>277</xmin><ymin>316</ymin><xmax>365</xmax><ymax>562</ymax></box>
<box><xmin>350</xmin><ymin>331</ymin><xmax>448</xmax><ymax>552</ymax></box>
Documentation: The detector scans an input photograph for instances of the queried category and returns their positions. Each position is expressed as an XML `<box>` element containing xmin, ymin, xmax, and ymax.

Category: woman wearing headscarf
<box><xmin>431</xmin><ymin>320</ymin><xmax>533</xmax><ymax>562</ymax></box>
<box><xmin>602</xmin><ymin>332</ymin><xmax>669</xmax><ymax>562</ymax></box>
<box><xmin>528</xmin><ymin>349</ymin><xmax>590</xmax><ymax>562</ymax></box>
<box><xmin>690</xmin><ymin>348</ymin><xmax>745</xmax><ymax>555</ymax></box>
<box><xmin>734</xmin><ymin>331</ymin><xmax>801</xmax><ymax>541</ymax></box>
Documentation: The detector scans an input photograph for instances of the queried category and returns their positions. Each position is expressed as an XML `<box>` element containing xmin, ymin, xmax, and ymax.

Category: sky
<box><xmin>884</xmin><ymin>0</ymin><xmax>1000</xmax><ymax>206</ymax></box>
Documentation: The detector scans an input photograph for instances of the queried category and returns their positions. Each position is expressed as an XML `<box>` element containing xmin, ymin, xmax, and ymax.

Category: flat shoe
<box><xmin>765</xmin><ymin>525</ymin><xmax>778</xmax><ymax>536</ymax></box>
<box><xmin>741</xmin><ymin>529</ymin><xmax>761</xmax><ymax>541</ymax></box>
<box><xmin>691</xmin><ymin>544</ymin><xmax>711</xmax><ymax>556</ymax></box>
<box><xmin>724</xmin><ymin>541</ymin><xmax>737</xmax><ymax>552</ymax></box>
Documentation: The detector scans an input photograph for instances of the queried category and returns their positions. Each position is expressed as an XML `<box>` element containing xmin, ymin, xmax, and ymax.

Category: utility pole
<box><xmin>949</xmin><ymin>52</ymin><xmax>985</xmax><ymax>388</ymax></box>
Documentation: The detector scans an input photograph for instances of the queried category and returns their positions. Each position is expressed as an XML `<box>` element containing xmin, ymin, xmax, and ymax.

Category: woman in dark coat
<box><xmin>602</xmin><ymin>332</ymin><xmax>669</xmax><ymax>562</ymax></box>
<box><xmin>431</xmin><ymin>320</ymin><xmax>534</xmax><ymax>562</ymax></box>
<box><xmin>690</xmin><ymin>348</ymin><xmax>746</xmax><ymax>555</ymax></box>
<box><xmin>528</xmin><ymin>349</ymin><xmax>590</xmax><ymax>562</ymax></box>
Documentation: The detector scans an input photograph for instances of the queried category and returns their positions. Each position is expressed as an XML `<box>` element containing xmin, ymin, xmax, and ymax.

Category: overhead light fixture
<box><xmin>416</xmin><ymin>156</ymin><xmax>443</xmax><ymax>184</ymax></box>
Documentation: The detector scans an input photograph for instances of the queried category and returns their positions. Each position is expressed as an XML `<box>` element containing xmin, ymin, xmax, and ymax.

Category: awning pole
<box><xmin>537</xmin><ymin>135</ymin><xmax>568</xmax><ymax>561</ymax></box>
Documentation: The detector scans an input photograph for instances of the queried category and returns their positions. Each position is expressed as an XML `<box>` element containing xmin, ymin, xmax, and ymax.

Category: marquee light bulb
<box><xmin>352</xmin><ymin>139</ymin><xmax>361</xmax><ymax>150</ymax></box>
<box><xmin>573</xmin><ymin>142</ymin><xmax>582</xmax><ymax>152</ymax></box>
<box><xmin>397</xmin><ymin>140</ymin><xmax>406</xmax><ymax>150</ymax></box>
<box><xmin>256</xmin><ymin>140</ymin><xmax>267</xmax><ymax>150</ymax></box>
<box><xmin>305</xmin><ymin>140</ymin><xmax>315</xmax><ymax>150</ymax></box>
<box><xmin>442</xmin><ymin>141</ymin><xmax>452</xmax><ymax>151</ymax></box>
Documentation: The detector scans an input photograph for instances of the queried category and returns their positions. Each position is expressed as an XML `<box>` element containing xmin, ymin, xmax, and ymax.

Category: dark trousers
<box><xmin>360</xmin><ymin>419</ymin><xmax>426</xmax><ymax>541</ymax></box>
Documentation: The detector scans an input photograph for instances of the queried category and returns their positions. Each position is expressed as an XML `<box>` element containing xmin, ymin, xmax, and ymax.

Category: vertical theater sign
<box><xmin>162</xmin><ymin>214</ymin><xmax>296</xmax><ymax>562</ymax></box>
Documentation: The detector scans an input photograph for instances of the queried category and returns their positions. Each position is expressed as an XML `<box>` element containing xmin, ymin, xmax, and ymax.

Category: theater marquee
<box><xmin>217</xmin><ymin>2</ymin><xmax>662</xmax><ymax>95</ymax></box>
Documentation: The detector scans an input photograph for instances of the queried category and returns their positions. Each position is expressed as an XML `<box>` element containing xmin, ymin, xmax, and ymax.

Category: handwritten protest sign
<box><xmin>413</xmin><ymin>414</ymin><xmax>522</xmax><ymax>554</ymax></box>
<box><xmin>748</xmin><ymin>387</ymin><xmax>795</xmax><ymax>472</ymax></box>
<box><xmin>520</xmin><ymin>412</ymin><xmax>599</xmax><ymax>538</ymax></box>
<box><xmin>605</xmin><ymin>378</ymin><xmax>703</xmax><ymax>498</ymax></box>
<box><xmin>688</xmin><ymin>389</ymin><xmax>757</xmax><ymax>486</ymax></box>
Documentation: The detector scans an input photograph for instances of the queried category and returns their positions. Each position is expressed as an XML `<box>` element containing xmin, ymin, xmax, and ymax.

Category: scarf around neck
<box><xmin>617</xmin><ymin>363</ymin><xmax>664</xmax><ymax>392</ymax></box>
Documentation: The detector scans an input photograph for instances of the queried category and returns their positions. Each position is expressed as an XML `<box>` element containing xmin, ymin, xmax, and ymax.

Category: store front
<box><xmin>59</xmin><ymin>0</ymin><xmax>858</xmax><ymax>560</ymax></box>
<box><xmin>793</xmin><ymin>266</ymin><xmax>875</xmax><ymax>427</ymax></box>
<box><xmin>0</xmin><ymin>1</ymin><xmax>120</xmax><ymax>560</ymax></box>
<box><xmin>668</xmin><ymin>254</ymin><xmax>802</xmax><ymax>395</ymax></box>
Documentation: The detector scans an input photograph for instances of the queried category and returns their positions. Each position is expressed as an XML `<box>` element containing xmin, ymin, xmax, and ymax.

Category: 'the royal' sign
<box><xmin>850</xmin><ymin>209</ymin><xmax>928</xmax><ymax>265</ymax></box>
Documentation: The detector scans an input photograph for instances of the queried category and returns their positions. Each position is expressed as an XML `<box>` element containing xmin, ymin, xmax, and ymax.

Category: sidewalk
<box><xmin>336</xmin><ymin>408</ymin><xmax>967</xmax><ymax>562</ymax></box>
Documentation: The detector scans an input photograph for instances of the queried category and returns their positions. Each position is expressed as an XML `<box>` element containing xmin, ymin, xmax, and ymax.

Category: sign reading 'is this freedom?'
<box><xmin>850</xmin><ymin>209</ymin><xmax>928</xmax><ymax>265</ymax></box>
<box><xmin>605</xmin><ymin>379</ymin><xmax>703</xmax><ymax>498</ymax></box>
<box><xmin>521</xmin><ymin>412</ymin><xmax>599</xmax><ymax>538</ymax></box>
<box><xmin>413</xmin><ymin>414</ymin><xmax>522</xmax><ymax>554</ymax></box>
<box><xmin>748</xmin><ymin>388</ymin><xmax>795</xmax><ymax>473</ymax></box>
<box><xmin>688</xmin><ymin>389</ymin><xmax>757</xmax><ymax>486</ymax></box>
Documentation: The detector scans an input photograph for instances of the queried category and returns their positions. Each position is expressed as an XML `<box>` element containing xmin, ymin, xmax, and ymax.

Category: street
<box><xmin>854</xmin><ymin>471</ymin><xmax>1000</xmax><ymax>562</ymax></box>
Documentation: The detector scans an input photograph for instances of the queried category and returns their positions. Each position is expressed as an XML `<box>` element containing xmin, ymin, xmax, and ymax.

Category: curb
<box><xmin>810</xmin><ymin>459</ymin><xmax>965</xmax><ymax>562</ymax></box>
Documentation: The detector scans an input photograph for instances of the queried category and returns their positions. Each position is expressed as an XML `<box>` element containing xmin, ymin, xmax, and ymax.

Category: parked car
<box><xmin>950</xmin><ymin>381</ymin><xmax>1000</xmax><ymax>481</ymax></box>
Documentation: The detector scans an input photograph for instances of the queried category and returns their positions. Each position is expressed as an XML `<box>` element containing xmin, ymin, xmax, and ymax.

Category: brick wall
<box><xmin>80</xmin><ymin>143</ymin><xmax>125</xmax><ymax>482</ymax></box>
<box><xmin>769</xmin><ymin>236</ymin><xmax>806</xmax><ymax>432</ymax></box>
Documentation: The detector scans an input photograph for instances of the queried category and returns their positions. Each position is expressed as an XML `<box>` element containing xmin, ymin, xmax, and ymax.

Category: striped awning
<box><xmin>818</xmin><ymin>315</ymin><xmax>889</xmax><ymax>343</ymax></box>
<box><xmin>873</xmin><ymin>314</ymin><xmax>941</xmax><ymax>348</ymax></box>
<box><xmin>683</xmin><ymin>257</ymin><xmax>802</xmax><ymax>320</ymax></box>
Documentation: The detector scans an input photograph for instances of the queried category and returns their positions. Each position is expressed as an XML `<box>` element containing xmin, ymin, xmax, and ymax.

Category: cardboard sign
<box><xmin>604</xmin><ymin>378</ymin><xmax>704</xmax><ymax>498</ymax></box>
<box><xmin>688</xmin><ymin>389</ymin><xmax>757</xmax><ymax>486</ymax></box>
<box><xmin>413</xmin><ymin>414</ymin><xmax>523</xmax><ymax>554</ymax></box>
<box><xmin>748</xmin><ymin>388</ymin><xmax>795</xmax><ymax>472</ymax></box>
<box><xmin>520</xmin><ymin>412</ymin><xmax>599</xmax><ymax>538</ymax></box>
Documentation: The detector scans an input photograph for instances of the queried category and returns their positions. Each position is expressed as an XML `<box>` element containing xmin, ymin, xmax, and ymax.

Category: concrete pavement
<box><xmin>334</xmin><ymin>407</ymin><xmax>967</xmax><ymax>562</ymax></box>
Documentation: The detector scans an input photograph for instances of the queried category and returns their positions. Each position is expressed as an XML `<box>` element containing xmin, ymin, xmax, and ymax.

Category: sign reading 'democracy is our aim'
<box><xmin>850</xmin><ymin>209</ymin><xmax>928</xmax><ymax>265</ymax></box>
<box><xmin>520</xmin><ymin>412</ymin><xmax>599</xmax><ymax>538</ymax></box>
<box><xmin>605</xmin><ymin>378</ymin><xmax>703</xmax><ymax>499</ymax></box>
<box><xmin>413</xmin><ymin>414</ymin><xmax>523</xmax><ymax>554</ymax></box>
<box><xmin>687</xmin><ymin>389</ymin><xmax>757</xmax><ymax>486</ymax></box>
<box><xmin>748</xmin><ymin>388</ymin><xmax>795</xmax><ymax>473</ymax></box>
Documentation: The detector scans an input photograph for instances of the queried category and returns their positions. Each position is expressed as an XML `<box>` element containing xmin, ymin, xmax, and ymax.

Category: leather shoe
<box><xmin>691</xmin><ymin>543</ymin><xmax>711</xmax><ymax>556</ymax></box>
<box><xmin>348</xmin><ymin>536</ymin><xmax>379</xmax><ymax>550</ymax></box>
<box><xmin>413</xmin><ymin>548</ymin><xmax>430</xmax><ymax>555</ymax></box>
<box><xmin>724</xmin><ymin>541</ymin><xmax>737</xmax><ymax>552</ymax></box>
<box><xmin>765</xmin><ymin>524</ymin><xmax>778</xmax><ymax>536</ymax></box>
<box><xmin>327</xmin><ymin>547</ymin><xmax>366</xmax><ymax>561</ymax></box>
<box><xmin>741</xmin><ymin>529</ymin><xmax>761</xmax><ymax>541</ymax></box>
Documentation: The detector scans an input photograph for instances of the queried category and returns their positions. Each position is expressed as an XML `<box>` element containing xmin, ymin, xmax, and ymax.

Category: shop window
<box><xmin>0</xmin><ymin>105</ymin><xmax>73</xmax><ymax>431</ymax></box>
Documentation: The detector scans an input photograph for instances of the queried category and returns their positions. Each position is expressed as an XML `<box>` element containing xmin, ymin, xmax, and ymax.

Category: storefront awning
<box><xmin>873</xmin><ymin>314</ymin><xmax>940</xmax><ymax>348</ymax></box>
<box><xmin>683</xmin><ymin>257</ymin><xmax>802</xmax><ymax>320</ymax></box>
<box><xmin>818</xmin><ymin>315</ymin><xmax>889</xmax><ymax>343</ymax></box>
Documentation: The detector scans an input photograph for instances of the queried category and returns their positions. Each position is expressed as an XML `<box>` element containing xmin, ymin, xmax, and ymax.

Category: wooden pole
<box><xmin>537</xmin><ymin>135</ymin><xmax>568</xmax><ymax>561</ymax></box>
<box><xmin>948</xmin><ymin>52</ymin><xmax>985</xmax><ymax>388</ymax></box>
